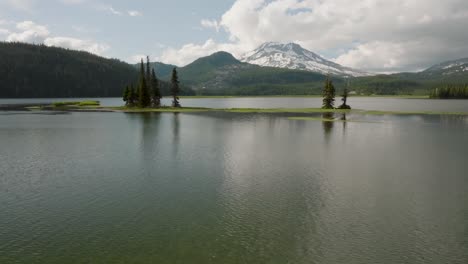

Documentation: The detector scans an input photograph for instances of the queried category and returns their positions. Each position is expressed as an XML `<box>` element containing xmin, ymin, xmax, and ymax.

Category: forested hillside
<box><xmin>0</xmin><ymin>42</ymin><xmax>139</xmax><ymax>97</ymax></box>
<box><xmin>0</xmin><ymin>42</ymin><xmax>194</xmax><ymax>98</ymax></box>
<box><xmin>133</xmin><ymin>61</ymin><xmax>177</xmax><ymax>78</ymax></box>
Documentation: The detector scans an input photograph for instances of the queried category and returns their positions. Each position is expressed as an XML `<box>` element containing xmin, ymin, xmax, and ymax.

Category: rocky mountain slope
<box><xmin>241</xmin><ymin>42</ymin><xmax>370</xmax><ymax>77</ymax></box>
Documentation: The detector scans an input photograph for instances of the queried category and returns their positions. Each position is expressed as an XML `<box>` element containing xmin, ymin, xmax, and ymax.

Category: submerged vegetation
<box><xmin>429</xmin><ymin>84</ymin><xmax>468</xmax><ymax>99</ymax></box>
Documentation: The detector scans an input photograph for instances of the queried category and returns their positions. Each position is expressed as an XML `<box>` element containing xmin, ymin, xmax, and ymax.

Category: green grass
<box><xmin>94</xmin><ymin>107</ymin><xmax>468</xmax><ymax>116</ymax></box>
<box><xmin>52</xmin><ymin>101</ymin><xmax>100</xmax><ymax>107</ymax></box>
<box><xmin>111</xmin><ymin>106</ymin><xmax>212</xmax><ymax>113</ymax></box>
<box><xmin>178</xmin><ymin>95</ymin><xmax>429</xmax><ymax>99</ymax></box>
<box><xmin>112</xmin><ymin>107</ymin><xmax>467</xmax><ymax>115</ymax></box>
<box><xmin>360</xmin><ymin>110</ymin><xmax>468</xmax><ymax>116</ymax></box>
<box><xmin>30</xmin><ymin>104</ymin><xmax>468</xmax><ymax>116</ymax></box>
<box><xmin>287</xmin><ymin>117</ymin><xmax>379</xmax><ymax>123</ymax></box>
<box><xmin>224</xmin><ymin>108</ymin><xmax>350</xmax><ymax>113</ymax></box>
<box><xmin>78</xmin><ymin>100</ymin><xmax>100</xmax><ymax>106</ymax></box>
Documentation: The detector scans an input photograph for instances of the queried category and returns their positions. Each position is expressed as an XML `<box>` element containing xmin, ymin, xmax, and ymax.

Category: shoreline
<box><xmin>12</xmin><ymin>104</ymin><xmax>468</xmax><ymax>116</ymax></box>
<box><xmin>0</xmin><ymin>95</ymin><xmax>431</xmax><ymax>100</ymax></box>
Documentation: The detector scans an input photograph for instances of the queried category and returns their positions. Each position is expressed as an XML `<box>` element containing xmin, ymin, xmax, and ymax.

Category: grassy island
<box><xmin>27</xmin><ymin>101</ymin><xmax>468</xmax><ymax>116</ymax></box>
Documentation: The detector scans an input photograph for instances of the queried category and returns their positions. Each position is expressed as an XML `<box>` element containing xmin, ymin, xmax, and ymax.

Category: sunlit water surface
<box><xmin>0</xmin><ymin>109</ymin><xmax>467</xmax><ymax>263</ymax></box>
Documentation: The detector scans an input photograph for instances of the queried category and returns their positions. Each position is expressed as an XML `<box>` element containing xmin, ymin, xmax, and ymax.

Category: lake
<box><xmin>1</xmin><ymin>101</ymin><xmax>468</xmax><ymax>263</ymax></box>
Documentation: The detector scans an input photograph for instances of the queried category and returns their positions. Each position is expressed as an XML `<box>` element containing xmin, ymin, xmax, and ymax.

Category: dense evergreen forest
<box><xmin>429</xmin><ymin>84</ymin><xmax>468</xmax><ymax>99</ymax></box>
<box><xmin>0</xmin><ymin>42</ymin><xmax>194</xmax><ymax>98</ymax></box>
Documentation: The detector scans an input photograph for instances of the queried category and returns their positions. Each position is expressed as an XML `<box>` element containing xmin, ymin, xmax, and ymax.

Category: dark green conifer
<box><xmin>151</xmin><ymin>69</ymin><xmax>161</xmax><ymax>107</ymax></box>
<box><xmin>430</xmin><ymin>84</ymin><xmax>468</xmax><ymax>99</ymax></box>
<box><xmin>171</xmin><ymin>68</ymin><xmax>181</xmax><ymax>107</ymax></box>
<box><xmin>128</xmin><ymin>85</ymin><xmax>136</xmax><ymax>106</ymax></box>
<box><xmin>123</xmin><ymin>85</ymin><xmax>130</xmax><ymax>105</ymax></box>
<box><xmin>138</xmin><ymin>58</ymin><xmax>151</xmax><ymax>107</ymax></box>
<box><xmin>322</xmin><ymin>76</ymin><xmax>336</xmax><ymax>109</ymax></box>
<box><xmin>338</xmin><ymin>87</ymin><xmax>351</xmax><ymax>109</ymax></box>
<box><xmin>146</xmin><ymin>56</ymin><xmax>151</xmax><ymax>85</ymax></box>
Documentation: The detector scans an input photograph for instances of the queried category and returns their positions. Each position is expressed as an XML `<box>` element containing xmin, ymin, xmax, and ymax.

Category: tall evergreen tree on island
<box><xmin>322</xmin><ymin>76</ymin><xmax>336</xmax><ymax>109</ymax></box>
<box><xmin>123</xmin><ymin>85</ymin><xmax>130</xmax><ymax>106</ymax></box>
<box><xmin>151</xmin><ymin>69</ymin><xmax>162</xmax><ymax>107</ymax></box>
<box><xmin>128</xmin><ymin>84</ymin><xmax>137</xmax><ymax>106</ymax></box>
<box><xmin>138</xmin><ymin>58</ymin><xmax>151</xmax><ymax>107</ymax></box>
<box><xmin>338</xmin><ymin>86</ymin><xmax>351</xmax><ymax>109</ymax></box>
<box><xmin>171</xmin><ymin>67</ymin><xmax>181</xmax><ymax>107</ymax></box>
<box><xmin>146</xmin><ymin>56</ymin><xmax>151</xmax><ymax>86</ymax></box>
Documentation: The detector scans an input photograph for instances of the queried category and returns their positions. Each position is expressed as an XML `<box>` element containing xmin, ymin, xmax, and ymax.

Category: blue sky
<box><xmin>0</xmin><ymin>0</ymin><xmax>235</xmax><ymax>62</ymax></box>
<box><xmin>1</xmin><ymin>0</ymin><xmax>468</xmax><ymax>73</ymax></box>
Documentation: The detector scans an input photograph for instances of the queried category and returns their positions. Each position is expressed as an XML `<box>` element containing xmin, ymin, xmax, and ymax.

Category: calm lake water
<box><xmin>1</xmin><ymin>97</ymin><xmax>468</xmax><ymax>112</ymax></box>
<box><xmin>1</xmin><ymin>106</ymin><xmax>468</xmax><ymax>263</ymax></box>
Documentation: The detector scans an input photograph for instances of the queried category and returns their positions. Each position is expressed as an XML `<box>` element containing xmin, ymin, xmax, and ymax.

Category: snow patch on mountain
<box><xmin>423</xmin><ymin>57</ymin><xmax>468</xmax><ymax>76</ymax></box>
<box><xmin>241</xmin><ymin>42</ymin><xmax>371</xmax><ymax>77</ymax></box>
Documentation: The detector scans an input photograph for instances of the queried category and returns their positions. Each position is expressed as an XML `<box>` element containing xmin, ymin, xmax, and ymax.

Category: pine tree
<box><xmin>138</xmin><ymin>58</ymin><xmax>151</xmax><ymax>107</ymax></box>
<box><xmin>338</xmin><ymin>87</ymin><xmax>351</xmax><ymax>109</ymax></box>
<box><xmin>128</xmin><ymin>85</ymin><xmax>136</xmax><ymax>106</ymax></box>
<box><xmin>151</xmin><ymin>69</ymin><xmax>161</xmax><ymax>107</ymax></box>
<box><xmin>322</xmin><ymin>76</ymin><xmax>336</xmax><ymax>109</ymax></box>
<box><xmin>171</xmin><ymin>67</ymin><xmax>181</xmax><ymax>107</ymax></box>
<box><xmin>146</xmin><ymin>56</ymin><xmax>151</xmax><ymax>85</ymax></box>
<box><xmin>146</xmin><ymin>56</ymin><xmax>152</xmax><ymax>101</ymax></box>
<box><xmin>123</xmin><ymin>85</ymin><xmax>130</xmax><ymax>105</ymax></box>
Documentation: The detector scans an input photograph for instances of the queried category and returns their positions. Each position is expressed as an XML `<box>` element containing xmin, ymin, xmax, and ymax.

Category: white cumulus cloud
<box><xmin>4</xmin><ymin>21</ymin><xmax>109</xmax><ymax>55</ymax></box>
<box><xmin>6</xmin><ymin>21</ymin><xmax>50</xmax><ymax>43</ymax></box>
<box><xmin>161</xmin><ymin>0</ymin><xmax>468</xmax><ymax>72</ymax></box>
<box><xmin>0</xmin><ymin>28</ymin><xmax>10</xmax><ymax>35</ymax></box>
<box><xmin>128</xmin><ymin>10</ymin><xmax>142</xmax><ymax>17</ymax></box>
<box><xmin>108</xmin><ymin>7</ymin><xmax>122</xmax><ymax>15</ymax></box>
<box><xmin>160</xmin><ymin>39</ymin><xmax>242</xmax><ymax>66</ymax></box>
<box><xmin>201</xmin><ymin>19</ymin><xmax>220</xmax><ymax>32</ymax></box>
<box><xmin>44</xmin><ymin>37</ymin><xmax>109</xmax><ymax>55</ymax></box>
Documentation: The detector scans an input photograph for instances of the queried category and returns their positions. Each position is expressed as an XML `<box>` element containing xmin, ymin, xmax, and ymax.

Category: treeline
<box><xmin>0</xmin><ymin>42</ymin><xmax>195</xmax><ymax>98</ymax></box>
<box><xmin>429</xmin><ymin>84</ymin><xmax>468</xmax><ymax>99</ymax></box>
<box><xmin>0</xmin><ymin>42</ymin><xmax>138</xmax><ymax>97</ymax></box>
<box><xmin>123</xmin><ymin>57</ymin><xmax>181</xmax><ymax>108</ymax></box>
<box><xmin>349</xmin><ymin>75</ymin><xmax>421</xmax><ymax>95</ymax></box>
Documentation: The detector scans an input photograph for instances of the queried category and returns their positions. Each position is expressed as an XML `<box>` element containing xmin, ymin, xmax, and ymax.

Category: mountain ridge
<box><xmin>241</xmin><ymin>42</ymin><xmax>371</xmax><ymax>77</ymax></box>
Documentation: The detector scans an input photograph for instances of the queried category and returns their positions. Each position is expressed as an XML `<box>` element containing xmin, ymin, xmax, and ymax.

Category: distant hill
<box><xmin>0</xmin><ymin>42</ymin><xmax>194</xmax><ymax>98</ymax></box>
<box><xmin>351</xmin><ymin>58</ymin><xmax>468</xmax><ymax>95</ymax></box>
<box><xmin>133</xmin><ymin>61</ymin><xmax>177</xmax><ymax>78</ymax></box>
<box><xmin>161</xmin><ymin>51</ymin><xmax>341</xmax><ymax>95</ymax></box>
<box><xmin>158</xmin><ymin>51</ymin><xmax>468</xmax><ymax>96</ymax></box>
<box><xmin>417</xmin><ymin>58</ymin><xmax>468</xmax><ymax>81</ymax></box>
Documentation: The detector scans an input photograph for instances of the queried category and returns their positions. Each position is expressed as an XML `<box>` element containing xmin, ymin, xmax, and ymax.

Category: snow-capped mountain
<box><xmin>422</xmin><ymin>57</ymin><xmax>468</xmax><ymax>76</ymax></box>
<box><xmin>241</xmin><ymin>42</ymin><xmax>370</xmax><ymax>77</ymax></box>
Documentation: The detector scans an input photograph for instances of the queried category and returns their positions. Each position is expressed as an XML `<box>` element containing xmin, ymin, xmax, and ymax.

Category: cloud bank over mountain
<box><xmin>161</xmin><ymin>0</ymin><xmax>468</xmax><ymax>73</ymax></box>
